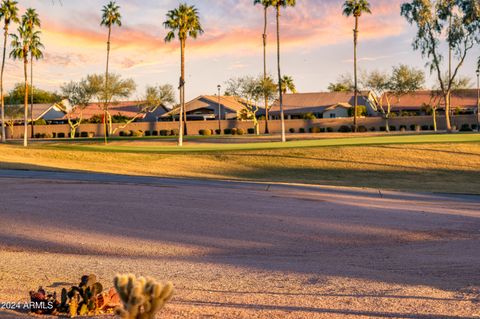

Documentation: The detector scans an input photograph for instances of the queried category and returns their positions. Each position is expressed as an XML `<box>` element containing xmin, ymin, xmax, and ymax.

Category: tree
<box><xmin>60</xmin><ymin>79</ymin><xmax>95</xmax><ymax>139</ymax></box>
<box><xmin>164</xmin><ymin>4</ymin><xmax>203</xmax><ymax>147</ymax></box>
<box><xmin>254</xmin><ymin>0</ymin><xmax>274</xmax><ymax>134</ymax></box>
<box><xmin>28</xmin><ymin>32</ymin><xmax>43</xmax><ymax>138</ymax></box>
<box><xmin>280</xmin><ymin>75</ymin><xmax>297</xmax><ymax>94</ymax></box>
<box><xmin>225</xmin><ymin>76</ymin><xmax>263</xmax><ymax>135</ymax></box>
<box><xmin>328</xmin><ymin>73</ymin><xmax>355</xmax><ymax>92</ymax></box>
<box><xmin>363</xmin><ymin>65</ymin><xmax>425</xmax><ymax>132</ymax></box>
<box><xmin>259</xmin><ymin>75</ymin><xmax>278</xmax><ymax>123</ymax></box>
<box><xmin>5</xmin><ymin>83</ymin><xmax>60</xmax><ymax>104</ymax></box>
<box><xmin>4</xmin><ymin>104</ymin><xmax>21</xmax><ymax>137</ymax></box>
<box><xmin>10</xmin><ymin>16</ymin><xmax>32</xmax><ymax>147</ymax></box>
<box><xmin>271</xmin><ymin>0</ymin><xmax>296</xmax><ymax>143</ymax></box>
<box><xmin>0</xmin><ymin>0</ymin><xmax>18</xmax><ymax>143</ymax></box>
<box><xmin>343</xmin><ymin>0</ymin><xmax>372</xmax><ymax>132</ymax></box>
<box><xmin>401</xmin><ymin>0</ymin><xmax>480</xmax><ymax>131</ymax></box>
<box><xmin>86</xmin><ymin>73</ymin><xmax>136</xmax><ymax>134</ymax></box>
<box><xmin>111</xmin><ymin>84</ymin><xmax>176</xmax><ymax>134</ymax></box>
<box><xmin>100</xmin><ymin>0</ymin><xmax>121</xmax><ymax>144</ymax></box>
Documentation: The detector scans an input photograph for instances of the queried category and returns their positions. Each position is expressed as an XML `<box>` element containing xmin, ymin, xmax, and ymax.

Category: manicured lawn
<box><xmin>0</xmin><ymin>133</ymin><xmax>479</xmax><ymax>194</ymax></box>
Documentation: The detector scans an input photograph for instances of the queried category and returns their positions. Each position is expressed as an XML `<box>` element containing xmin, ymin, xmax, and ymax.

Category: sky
<box><xmin>5</xmin><ymin>0</ymin><xmax>480</xmax><ymax>100</ymax></box>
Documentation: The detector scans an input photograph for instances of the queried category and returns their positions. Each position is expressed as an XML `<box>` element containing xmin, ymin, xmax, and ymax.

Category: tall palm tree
<box><xmin>272</xmin><ymin>0</ymin><xmax>295</xmax><ymax>143</ymax></box>
<box><xmin>0</xmin><ymin>0</ymin><xmax>19</xmax><ymax>143</ymax></box>
<box><xmin>254</xmin><ymin>0</ymin><xmax>273</xmax><ymax>134</ymax></box>
<box><xmin>10</xmin><ymin>20</ymin><xmax>30</xmax><ymax>147</ymax></box>
<box><xmin>280</xmin><ymin>75</ymin><xmax>297</xmax><ymax>94</ymax></box>
<box><xmin>100</xmin><ymin>1</ymin><xmax>121</xmax><ymax>144</ymax></box>
<box><xmin>343</xmin><ymin>0</ymin><xmax>371</xmax><ymax>132</ymax></box>
<box><xmin>164</xmin><ymin>3</ymin><xmax>203</xmax><ymax>147</ymax></box>
<box><xmin>23</xmin><ymin>8</ymin><xmax>40</xmax><ymax>138</ymax></box>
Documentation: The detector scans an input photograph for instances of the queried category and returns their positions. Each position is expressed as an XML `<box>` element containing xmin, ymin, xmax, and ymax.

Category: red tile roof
<box><xmin>382</xmin><ymin>90</ymin><xmax>478</xmax><ymax>111</ymax></box>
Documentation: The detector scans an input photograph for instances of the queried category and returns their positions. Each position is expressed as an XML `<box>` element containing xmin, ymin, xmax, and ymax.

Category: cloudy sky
<box><xmin>6</xmin><ymin>0</ymin><xmax>479</xmax><ymax>100</ymax></box>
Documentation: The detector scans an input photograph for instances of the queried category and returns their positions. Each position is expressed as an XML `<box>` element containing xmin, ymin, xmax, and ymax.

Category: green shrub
<box><xmin>215</xmin><ymin>129</ymin><xmax>222</xmax><ymax>135</ymax></box>
<box><xmin>289</xmin><ymin>128</ymin><xmax>295</xmax><ymax>133</ymax></box>
<box><xmin>224</xmin><ymin>128</ymin><xmax>232</xmax><ymax>135</ymax></box>
<box><xmin>389</xmin><ymin>125</ymin><xmax>396</xmax><ymax>131</ymax></box>
<box><xmin>326</xmin><ymin>127</ymin><xmax>333</xmax><ymax>132</ymax></box>
<box><xmin>421</xmin><ymin>125</ymin><xmax>429</xmax><ymax>131</ymax></box>
<box><xmin>338</xmin><ymin>125</ymin><xmax>352</xmax><ymax>133</ymax></box>
<box><xmin>80</xmin><ymin>132</ymin><xmax>88</xmax><ymax>138</ymax></box>
<box><xmin>302</xmin><ymin>112</ymin><xmax>316</xmax><ymax>120</ymax></box>
<box><xmin>299</xmin><ymin>128</ymin><xmax>306</xmax><ymax>133</ymax></box>
<box><xmin>311</xmin><ymin>126</ymin><xmax>321</xmax><ymax>133</ymax></box>
<box><xmin>231</xmin><ymin>128</ymin><xmax>238</xmax><ymax>135</ymax></box>
<box><xmin>369</xmin><ymin>127</ymin><xmax>376</xmax><ymax>131</ymax></box>
<box><xmin>145</xmin><ymin>131</ymin><xmax>151</xmax><ymax>136</ymax></box>
<box><xmin>399</xmin><ymin>125</ymin><xmax>407</xmax><ymax>132</ymax></box>
<box><xmin>170</xmin><ymin>129</ymin><xmax>179</xmax><ymax>136</ymax></box>
<box><xmin>34</xmin><ymin>119</ymin><xmax>47</xmax><ymax>125</ymax></box>
<box><xmin>410</xmin><ymin>124</ymin><xmax>416</xmax><ymax>131</ymax></box>
<box><xmin>247</xmin><ymin>128</ymin><xmax>255</xmax><ymax>134</ymax></box>
<box><xmin>348</xmin><ymin>105</ymin><xmax>367</xmax><ymax>117</ymax></box>
<box><xmin>199</xmin><ymin>129</ymin><xmax>211</xmax><ymax>136</ymax></box>
<box><xmin>57</xmin><ymin>132</ymin><xmax>65</xmax><ymax>138</ymax></box>
<box><xmin>159</xmin><ymin>129</ymin><xmax>169</xmax><ymax>136</ymax></box>
<box><xmin>236</xmin><ymin>128</ymin><xmax>245</xmax><ymax>135</ymax></box>
<box><xmin>459</xmin><ymin>124</ymin><xmax>473</xmax><ymax>132</ymax></box>
<box><xmin>380</xmin><ymin>126</ymin><xmax>387</xmax><ymax>132</ymax></box>
<box><xmin>472</xmin><ymin>124</ymin><xmax>478</xmax><ymax>131</ymax></box>
<box><xmin>44</xmin><ymin>133</ymin><xmax>52</xmax><ymax>139</ymax></box>
<box><xmin>358</xmin><ymin>125</ymin><xmax>368</xmax><ymax>132</ymax></box>
<box><xmin>131</xmin><ymin>130</ymin><xmax>144</xmax><ymax>137</ymax></box>
<box><xmin>152</xmin><ymin>130</ymin><xmax>158</xmax><ymax>136</ymax></box>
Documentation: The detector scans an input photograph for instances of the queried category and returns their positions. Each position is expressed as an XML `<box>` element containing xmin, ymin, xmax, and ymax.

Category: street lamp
<box><xmin>217</xmin><ymin>84</ymin><xmax>222</xmax><ymax>134</ymax></box>
<box><xmin>476</xmin><ymin>68</ymin><xmax>479</xmax><ymax>132</ymax></box>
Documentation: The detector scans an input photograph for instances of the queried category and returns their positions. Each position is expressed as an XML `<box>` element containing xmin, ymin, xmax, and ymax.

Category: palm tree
<box><xmin>272</xmin><ymin>0</ymin><xmax>296</xmax><ymax>143</ymax></box>
<box><xmin>343</xmin><ymin>0</ymin><xmax>371</xmax><ymax>132</ymax></box>
<box><xmin>254</xmin><ymin>0</ymin><xmax>273</xmax><ymax>134</ymax></box>
<box><xmin>23</xmin><ymin>8</ymin><xmax>41</xmax><ymax>138</ymax></box>
<box><xmin>164</xmin><ymin>3</ymin><xmax>203</xmax><ymax>147</ymax></box>
<box><xmin>100</xmin><ymin>1</ymin><xmax>121</xmax><ymax>144</ymax></box>
<box><xmin>10</xmin><ymin>21</ymin><xmax>30</xmax><ymax>147</ymax></box>
<box><xmin>0</xmin><ymin>0</ymin><xmax>19</xmax><ymax>143</ymax></box>
<box><xmin>280</xmin><ymin>75</ymin><xmax>297</xmax><ymax>94</ymax></box>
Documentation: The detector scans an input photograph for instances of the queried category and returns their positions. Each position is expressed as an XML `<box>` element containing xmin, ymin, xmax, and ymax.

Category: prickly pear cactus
<box><xmin>114</xmin><ymin>274</ymin><xmax>174</xmax><ymax>319</ymax></box>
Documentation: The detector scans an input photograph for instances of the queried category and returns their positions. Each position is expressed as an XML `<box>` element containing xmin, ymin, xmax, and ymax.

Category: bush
<box><xmin>224</xmin><ymin>128</ymin><xmax>232</xmax><ymax>135</ymax></box>
<box><xmin>338</xmin><ymin>125</ymin><xmax>352</xmax><ymax>133</ymax></box>
<box><xmin>302</xmin><ymin>112</ymin><xmax>316</xmax><ymax>120</ymax></box>
<box><xmin>326</xmin><ymin>127</ymin><xmax>333</xmax><ymax>132</ymax></box>
<box><xmin>199</xmin><ymin>129</ymin><xmax>212</xmax><ymax>136</ymax></box>
<box><xmin>44</xmin><ymin>133</ymin><xmax>52</xmax><ymax>139</ymax></box>
<box><xmin>145</xmin><ymin>130</ymin><xmax>151</xmax><ymax>136</ymax></box>
<box><xmin>159</xmin><ymin>129</ymin><xmax>169</xmax><ymax>136</ymax></box>
<box><xmin>369</xmin><ymin>127</ymin><xmax>376</xmax><ymax>132</ymax></box>
<box><xmin>131</xmin><ymin>130</ymin><xmax>144</xmax><ymax>137</ymax></box>
<box><xmin>215</xmin><ymin>129</ymin><xmax>222</xmax><ymax>135</ymax></box>
<box><xmin>299</xmin><ymin>128</ymin><xmax>306</xmax><ymax>133</ymax></box>
<box><xmin>380</xmin><ymin>126</ymin><xmax>387</xmax><ymax>132</ymax></box>
<box><xmin>472</xmin><ymin>124</ymin><xmax>478</xmax><ymax>131</ymax></box>
<box><xmin>236</xmin><ymin>128</ymin><xmax>245</xmax><ymax>135</ymax></box>
<box><xmin>231</xmin><ymin>128</ymin><xmax>238</xmax><ymax>135</ymax></box>
<box><xmin>357</xmin><ymin>125</ymin><xmax>368</xmax><ymax>133</ymax></box>
<box><xmin>80</xmin><ymin>131</ymin><xmax>88</xmax><ymax>138</ymax></box>
<box><xmin>421</xmin><ymin>125</ymin><xmax>429</xmax><ymax>131</ymax></box>
<box><xmin>289</xmin><ymin>128</ymin><xmax>295</xmax><ymax>133</ymax></box>
<box><xmin>88</xmin><ymin>132</ymin><xmax>95</xmax><ymax>138</ymax></box>
<box><xmin>389</xmin><ymin>125</ymin><xmax>396</xmax><ymax>131</ymax></box>
<box><xmin>119</xmin><ymin>131</ymin><xmax>129</xmax><ymax>137</ymax></box>
<box><xmin>151</xmin><ymin>130</ymin><xmax>158</xmax><ymax>136</ymax></box>
<box><xmin>170</xmin><ymin>129</ymin><xmax>179</xmax><ymax>136</ymax></box>
<box><xmin>34</xmin><ymin>119</ymin><xmax>47</xmax><ymax>125</ymax></box>
<box><xmin>410</xmin><ymin>124</ymin><xmax>416</xmax><ymax>131</ymax></box>
<box><xmin>399</xmin><ymin>125</ymin><xmax>407</xmax><ymax>132</ymax></box>
<box><xmin>57</xmin><ymin>132</ymin><xmax>65</xmax><ymax>138</ymax></box>
<box><xmin>311</xmin><ymin>126</ymin><xmax>321</xmax><ymax>133</ymax></box>
<box><xmin>459</xmin><ymin>124</ymin><xmax>473</xmax><ymax>132</ymax></box>
<box><xmin>348</xmin><ymin>105</ymin><xmax>368</xmax><ymax>117</ymax></box>
<box><xmin>247</xmin><ymin>128</ymin><xmax>255</xmax><ymax>134</ymax></box>
<box><xmin>320</xmin><ymin>128</ymin><xmax>326</xmax><ymax>133</ymax></box>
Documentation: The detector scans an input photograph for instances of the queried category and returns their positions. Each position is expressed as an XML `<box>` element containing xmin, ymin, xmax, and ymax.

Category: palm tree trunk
<box><xmin>178</xmin><ymin>39</ymin><xmax>185</xmax><ymax>146</ymax></box>
<box><xmin>276</xmin><ymin>5</ymin><xmax>286</xmax><ymax>143</ymax></box>
<box><xmin>263</xmin><ymin>6</ymin><xmax>269</xmax><ymax>135</ymax></box>
<box><xmin>23</xmin><ymin>58</ymin><xmax>28</xmax><ymax>147</ymax></box>
<box><xmin>30</xmin><ymin>54</ymin><xmax>34</xmax><ymax>139</ymax></box>
<box><xmin>446</xmin><ymin>15</ymin><xmax>452</xmax><ymax>132</ymax></box>
<box><xmin>445</xmin><ymin>91</ymin><xmax>452</xmax><ymax>130</ymax></box>
<box><xmin>182</xmin><ymin>40</ymin><xmax>188</xmax><ymax>138</ymax></box>
<box><xmin>1</xmin><ymin>27</ymin><xmax>7</xmax><ymax>143</ymax></box>
<box><xmin>433</xmin><ymin>108</ymin><xmax>437</xmax><ymax>131</ymax></box>
<box><xmin>353</xmin><ymin>16</ymin><xmax>359</xmax><ymax>133</ymax></box>
<box><xmin>103</xmin><ymin>25</ymin><xmax>112</xmax><ymax>144</ymax></box>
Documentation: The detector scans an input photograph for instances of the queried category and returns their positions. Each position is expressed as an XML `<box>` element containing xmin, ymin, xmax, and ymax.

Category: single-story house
<box><xmin>161</xmin><ymin>95</ymin><xmax>250</xmax><ymax>121</ymax></box>
<box><xmin>269</xmin><ymin>91</ymin><xmax>377</xmax><ymax>119</ymax></box>
<box><xmin>63</xmin><ymin>101</ymin><xmax>170</xmax><ymax>122</ymax></box>
<box><xmin>379</xmin><ymin>89</ymin><xmax>478</xmax><ymax>115</ymax></box>
<box><xmin>2</xmin><ymin>103</ymin><xmax>66</xmax><ymax>124</ymax></box>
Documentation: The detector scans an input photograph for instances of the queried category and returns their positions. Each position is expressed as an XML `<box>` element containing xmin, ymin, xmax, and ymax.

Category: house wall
<box><xmin>323</xmin><ymin>108</ymin><xmax>350</xmax><ymax>119</ymax></box>
<box><xmin>4</xmin><ymin>115</ymin><xmax>478</xmax><ymax>139</ymax></box>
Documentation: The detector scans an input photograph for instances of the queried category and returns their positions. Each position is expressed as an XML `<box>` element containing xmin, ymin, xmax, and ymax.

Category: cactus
<box><xmin>113</xmin><ymin>274</ymin><xmax>174</xmax><ymax>319</ymax></box>
<box><xmin>66</xmin><ymin>274</ymin><xmax>105</xmax><ymax>316</ymax></box>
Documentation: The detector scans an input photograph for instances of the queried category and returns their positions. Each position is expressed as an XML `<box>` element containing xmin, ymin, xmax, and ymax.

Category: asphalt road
<box><xmin>0</xmin><ymin>169</ymin><xmax>479</xmax><ymax>318</ymax></box>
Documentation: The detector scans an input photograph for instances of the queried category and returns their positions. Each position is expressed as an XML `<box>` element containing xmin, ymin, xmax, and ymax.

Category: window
<box><xmin>330</xmin><ymin>113</ymin><xmax>336</xmax><ymax>118</ymax></box>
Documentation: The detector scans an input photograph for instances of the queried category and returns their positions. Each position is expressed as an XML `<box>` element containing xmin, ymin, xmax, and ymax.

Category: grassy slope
<box><xmin>0</xmin><ymin>134</ymin><xmax>479</xmax><ymax>194</ymax></box>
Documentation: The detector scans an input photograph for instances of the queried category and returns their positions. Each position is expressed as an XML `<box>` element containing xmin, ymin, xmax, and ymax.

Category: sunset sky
<box><xmin>5</xmin><ymin>0</ymin><xmax>479</xmax><ymax>100</ymax></box>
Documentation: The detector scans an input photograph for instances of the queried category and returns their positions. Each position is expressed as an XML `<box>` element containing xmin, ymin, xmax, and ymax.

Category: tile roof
<box><xmin>382</xmin><ymin>89</ymin><xmax>478</xmax><ymax>111</ymax></box>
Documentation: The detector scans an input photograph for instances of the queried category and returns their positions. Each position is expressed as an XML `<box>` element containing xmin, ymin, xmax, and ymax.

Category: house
<box><xmin>269</xmin><ymin>91</ymin><xmax>377</xmax><ymax>119</ymax></box>
<box><xmin>379</xmin><ymin>89</ymin><xmax>478</xmax><ymax>115</ymax></box>
<box><xmin>161</xmin><ymin>95</ymin><xmax>249</xmax><ymax>121</ymax></box>
<box><xmin>63</xmin><ymin>101</ymin><xmax>170</xmax><ymax>122</ymax></box>
<box><xmin>2</xmin><ymin>103</ymin><xmax>66</xmax><ymax>124</ymax></box>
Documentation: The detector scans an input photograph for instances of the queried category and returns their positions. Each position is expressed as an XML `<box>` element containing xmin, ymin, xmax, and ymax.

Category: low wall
<box><xmin>3</xmin><ymin>115</ymin><xmax>478</xmax><ymax>139</ymax></box>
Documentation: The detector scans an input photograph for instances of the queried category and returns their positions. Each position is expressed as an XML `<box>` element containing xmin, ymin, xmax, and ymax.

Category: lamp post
<box><xmin>217</xmin><ymin>84</ymin><xmax>222</xmax><ymax>134</ymax></box>
<box><xmin>476</xmin><ymin>68</ymin><xmax>479</xmax><ymax>132</ymax></box>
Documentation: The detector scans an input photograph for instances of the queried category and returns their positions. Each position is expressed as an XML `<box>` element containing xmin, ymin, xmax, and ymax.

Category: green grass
<box><xmin>1</xmin><ymin>133</ymin><xmax>479</xmax><ymax>194</ymax></box>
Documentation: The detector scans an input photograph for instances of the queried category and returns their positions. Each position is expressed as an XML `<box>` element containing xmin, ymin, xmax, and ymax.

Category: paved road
<box><xmin>0</xmin><ymin>169</ymin><xmax>479</xmax><ymax>318</ymax></box>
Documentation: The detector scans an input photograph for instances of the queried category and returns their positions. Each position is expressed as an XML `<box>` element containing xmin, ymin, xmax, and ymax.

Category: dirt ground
<box><xmin>0</xmin><ymin>173</ymin><xmax>479</xmax><ymax>319</ymax></box>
